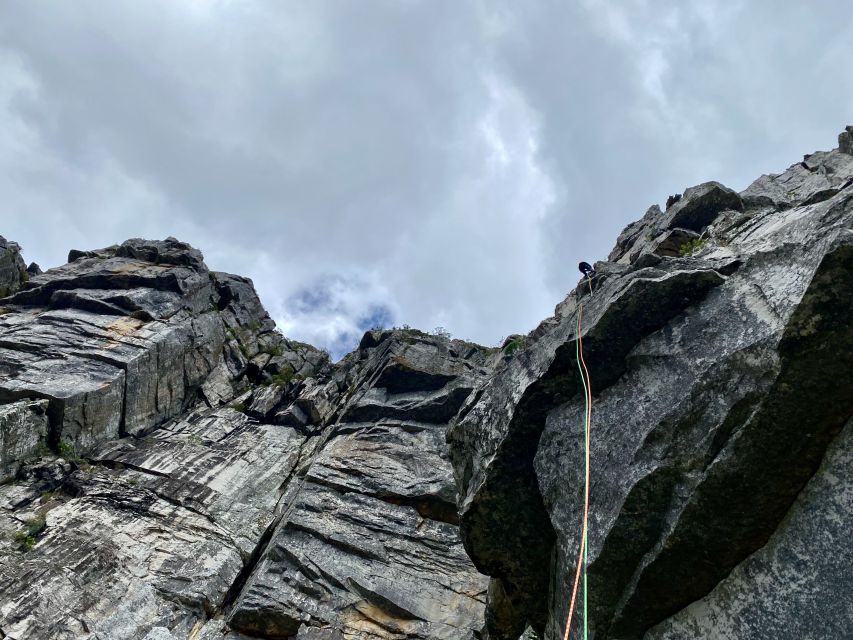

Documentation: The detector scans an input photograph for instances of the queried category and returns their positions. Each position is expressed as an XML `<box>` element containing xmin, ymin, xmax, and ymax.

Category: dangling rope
<box><xmin>564</xmin><ymin>275</ymin><xmax>594</xmax><ymax>640</ymax></box>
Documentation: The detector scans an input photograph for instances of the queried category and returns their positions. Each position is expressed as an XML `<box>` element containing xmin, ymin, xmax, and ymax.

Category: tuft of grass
<box><xmin>228</xmin><ymin>401</ymin><xmax>246</xmax><ymax>413</ymax></box>
<box><xmin>268</xmin><ymin>365</ymin><xmax>300</xmax><ymax>386</ymax></box>
<box><xmin>13</xmin><ymin>515</ymin><xmax>47</xmax><ymax>551</ymax></box>
<box><xmin>39</xmin><ymin>490</ymin><xmax>63</xmax><ymax>504</ymax></box>
<box><xmin>259</xmin><ymin>343</ymin><xmax>284</xmax><ymax>357</ymax></box>
<box><xmin>679</xmin><ymin>237</ymin><xmax>708</xmax><ymax>257</ymax></box>
<box><xmin>57</xmin><ymin>440</ymin><xmax>82</xmax><ymax>463</ymax></box>
<box><xmin>13</xmin><ymin>531</ymin><xmax>36</xmax><ymax>551</ymax></box>
<box><xmin>56</xmin><ymin>440</ymin><xmax>91</xmax><ymax>470</ymax></box>
<box><xmin>226</xmin><ymin>327</ymin><xmax>251</xmax><ymax>358</ymax></box>
<box><xmin>503</xmin><ymin>338</ymin><xmax>526</xmax><ymax>357</ymax></box>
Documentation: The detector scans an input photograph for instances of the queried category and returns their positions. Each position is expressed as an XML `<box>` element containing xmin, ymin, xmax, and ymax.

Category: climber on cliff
<box><xmin>578</xmin><ymin>261</ymin><xmax>595</xmax><ymax>295</ymax></box>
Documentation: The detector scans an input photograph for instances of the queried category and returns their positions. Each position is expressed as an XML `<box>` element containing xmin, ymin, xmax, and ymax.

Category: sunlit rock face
<box><xmin>0</xmin><ymin>237</ymin><xmax>495</xmax><ymax>639</ymax></box>
<box><xmin>448</xmin><ymin>129</ymin><xmax>853</xmax><ymax>639</ymax></box>
<box><xmin>0</xmin><ymin>127</ymin><xmax>851</xmax><ymax>640</ymax></box>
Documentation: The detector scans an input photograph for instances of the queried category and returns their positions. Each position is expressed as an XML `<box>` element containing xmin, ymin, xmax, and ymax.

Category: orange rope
<box><xmin>564</xmin><ymin>297</ymin><xmax>593</xmax><ymax>640</ymax></box>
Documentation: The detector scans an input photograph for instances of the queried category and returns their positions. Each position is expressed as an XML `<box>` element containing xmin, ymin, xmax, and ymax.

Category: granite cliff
<box><xmin>0</xmin><ymin>238</ymin><xmax>493</xmax><ymax>639</ymax></box>
<box><xmin>449</xmin><ymin>126</ymin><xmax>853</xmax><ymax>639</ymax></box>
<box><xmin>0</xmin><ymin>127</ymin><xmax>851</xmax><ymax>639</ymax></box>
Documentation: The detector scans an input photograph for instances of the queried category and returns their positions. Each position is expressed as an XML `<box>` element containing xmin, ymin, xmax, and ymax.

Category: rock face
<box><xmin>0</xmin><ymin>400</ymin><xmax>49</xmax><ymax>481</ymax></box>
<box><xmin>226</xmin><ymin>330</ymin><xmax>495</xmax><ymax>639</ymax></box>
<box><xmin>0</xmin><ymin>241</ymin><xmax>493</xmax><ymax>639</ymax></box>
<box><xmin>646</xmin><ymin>417</ymin><xmax>853</xmax><ymax>640</ymax></box>
<box><xmin>0</xmin><ymin>237</ymin><xmax>27</xmax><ymax>298</ymax></box>
<box><xmin>448</xmin><ymin>130</ymin><xmax>853</xmax><ymax>639</ymax></box>
<box><xmin>1</xmin><ymin>128</ymin><xmax>852</xmax><ymax>640</ymax></box>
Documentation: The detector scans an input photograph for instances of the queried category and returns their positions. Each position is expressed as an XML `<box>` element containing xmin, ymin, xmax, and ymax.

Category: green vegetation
<box><xmin>679</xmin><ymin>237</ymin><xmax>708</xmax><ymax>257</ymax></box>
<box><xmin>258</xmin><ymin>343</ymin><xmax>284</xmax><ymax>357</ymax></box>
<box><xmin>269</xmin><ymin>365</ymin><xmax>300</xmax><ymax>386</ymax></box>
<box><xmin>56</xmin><ymin>439</ymin><xmax>91</xmax><ymax>470</ymax></box>
<box><xmin>57</xmin><ymin>440</ymin><xmax>82</xmax><ymax>462</ymax></box>
<box><xmin>226</xmin><ymin>326</ymin><xmax>251</xmax><ymax>358</ymax></box>
<box><xmin>503</xmin><ymin>337</ymin><xmax>526</xmax><ymax>357</ymax></box>
<box><xmin>13</xmin><ymin>515</ymin><xmax>47</xmax><ymax>552</ymax></box>
<box><xmin>228</xmin><ymin>401</ymin><xmax>246</xmax><ymax>413</ymax></box>
<box><xmin>39</xmin><ymin>489</ymin><xmax>63</xmax><ymax>504</ymax></box>
<box><xmin>238</xmin><ymin>342</ymin><xmax>250</xmax><ymax>359</ymax></box>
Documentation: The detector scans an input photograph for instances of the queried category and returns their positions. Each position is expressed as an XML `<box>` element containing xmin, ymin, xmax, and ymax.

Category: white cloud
<box><xmin>1</xmin><ymin>1</ymin><xmax>851</xmax><ymax>355</ymax></box>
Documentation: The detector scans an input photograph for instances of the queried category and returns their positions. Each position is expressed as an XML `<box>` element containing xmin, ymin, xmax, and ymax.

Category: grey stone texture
<box><xmin>0</xmin><ymin>236</ymin><xmax>27</xmax><ymax>298</ymax></box>
<box><xmin>1</xmin><ymin>127</ymin><xmax>852</xmax><ymax>640</ymax></box>
<box><xmin>0</xmin><ymin>240</ymin><xmax>491</xmax><ymax>639</ymax></box>
<box><xmin>449</xmin><ymin>129</ymin><xmax>853</xmax><ymax>639</ymax></box>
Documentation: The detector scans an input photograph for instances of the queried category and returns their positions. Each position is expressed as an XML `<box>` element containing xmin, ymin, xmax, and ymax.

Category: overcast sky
<box><xmin>1</xmin><ymin>1</ymin><xmax>851</xmax><ymax>357</ymax></box>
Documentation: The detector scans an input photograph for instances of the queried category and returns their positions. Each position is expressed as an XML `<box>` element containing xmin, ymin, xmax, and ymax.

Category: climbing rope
<box><xmin>564</xmin><ymin>275</ymin><xmax>594</xmax><ymax>640</ymax></box>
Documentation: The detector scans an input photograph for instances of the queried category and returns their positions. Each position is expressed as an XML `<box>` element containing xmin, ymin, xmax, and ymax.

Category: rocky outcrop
<box><xmin>0</xmin><ymin>237</ymin><xmax>308</xmax><ymax>457</ymax></box>
<box><xmin>226</xmin><ymin>330</ymin><xmax>495</xmax><ymax>639</ymax></box>
<box><xmin>0</xmin><ymin>242</ymin><xmax>493</xmax><ymax>639</ymax></box>
<box><xmin>0</xmin><ymin>237</ymin><xmax>27</xmax><ymax>298</ymax></box>
<box><xmin>0</xmin><ymin>237</ymin><xmax>337</xmax><ymax>639</ymax></box>
<box><xmin>1</xmin><ymin>128</ymin><xmax>852</xmax><ymax>640</ymax></box>
<box><xmin>449</xmin><ymin>129</ymin><xmax>853</xmax><ymax>639</ymax></box>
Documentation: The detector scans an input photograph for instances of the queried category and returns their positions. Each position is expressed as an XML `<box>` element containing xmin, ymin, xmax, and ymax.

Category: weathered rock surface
<box><xmin>0</xmin><ymin>237</ymin><xmax>27</xmax><ymax>298</ymax></box>
<box><xmin>0</xmin><ymin>399</ymin><xmax>49</xmax><ymax>482</ymax></box>
<box><xmin>449</xmin><ymin>129</ymin><xmax>853</xmax><ymax>639</ymax></box>
<box><xmin>2</xmin><ymin>127</ymin><xmax>852</xmax><ymax>640</ymax></box>
<box><xmin>0</xmin><ymin>244</ymin><xmax>492</xmax><ymax>639</ymax></box>
<box><xmin>647</xmin><ymin>417</ymin><xmax>853</xmax><ymax>640</ymax></box>
<box><xmin>0</xmin><ymin>407</ymin><xmax>305</xmax><ymax>639</ymax></box>
<box><xmin>227</xmin><ymin>331</ymin><xmax>495</xmax><ymax>639</ymax></box>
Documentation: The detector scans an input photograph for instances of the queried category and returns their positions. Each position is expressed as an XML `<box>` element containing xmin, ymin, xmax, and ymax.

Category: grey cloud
<box><xmin>1</xmin><ymin>1</ymin><xmax>851</xmax><ymax>356</ymax></box>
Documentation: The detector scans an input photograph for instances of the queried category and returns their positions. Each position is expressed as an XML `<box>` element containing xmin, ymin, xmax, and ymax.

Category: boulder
<box><xmin>0</xmin><ymin>236</ymin><xmax>27</xmax><ymax>298</ymax></box>
<box><xmin>660</xmin><ymin>181</ymin><xmax>744</xmax><ymax>232</ymax></box>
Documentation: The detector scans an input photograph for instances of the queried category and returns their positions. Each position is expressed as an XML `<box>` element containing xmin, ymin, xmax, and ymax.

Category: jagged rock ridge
<box><xmin>0</xmin><ymin>238</ymin><xmax>494</xmax><ymax>639</ymax></box>
<box><xmin>1</xmin><ymin>126</ymin><xmax>851</xmax><ymax>640</ymax></box>
<box><xmin>448</xmin><ymin>127</ymin><xmax>853</xmax><ymax>639</ymax></box>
